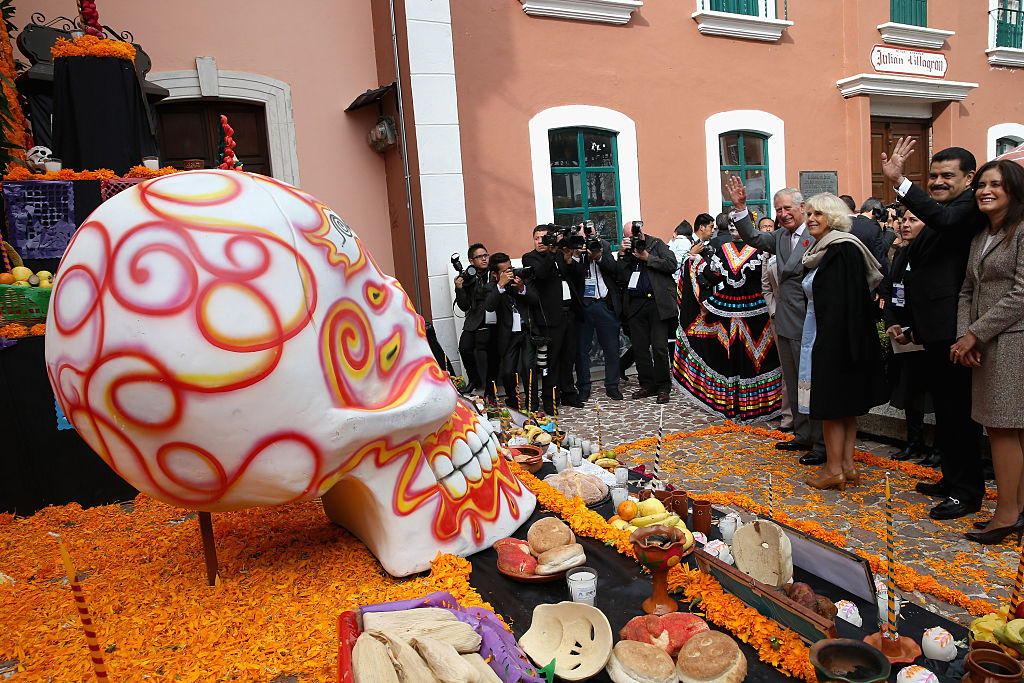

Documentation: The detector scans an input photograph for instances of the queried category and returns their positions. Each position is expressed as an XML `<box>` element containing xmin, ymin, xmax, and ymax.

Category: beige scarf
<box><xmin>801</xmin><ymin>229</ymin><xmax>883</xmax><ymax>290</ymax></box>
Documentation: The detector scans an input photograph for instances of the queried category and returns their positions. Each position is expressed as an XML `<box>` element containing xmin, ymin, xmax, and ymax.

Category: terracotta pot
<box><xmin>691</xmin><ymin>499</ymin><xmax>712</xmax><ymax>535</ymax></box>
<box><xmin>668</xmin><ymin>491</ymin><xmax>689</xmax><ymax>520</ymax></box>
<box><xmin>629</xmin><ymin>525</ymin><xmax>692</xmax><ymax>615</ymax></box>
<box><xmin>963</xmin><ymin>646</ymin><xmax>1024</xmax><ymax>682</ymax></box>
<box><xmin>509</xmin><ymin>445</ymin><xmax>544</xmax><ymax>474</ymax></box>
<box><xmin>809</xmin><ymin>638</ymin><xmax>891</xmax><ymax>683</ymax></box>
<box><xmin>654</xmin><ymin>489</ymin><xmax>672</xmax><ymax>504</ymax></box>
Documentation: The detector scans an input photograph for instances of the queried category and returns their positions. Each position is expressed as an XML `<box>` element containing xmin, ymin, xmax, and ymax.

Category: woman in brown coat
<box><xmin>951</xmin><ymin>159</ymin><xmax>1024</xmax><ymax>544</ymax></box>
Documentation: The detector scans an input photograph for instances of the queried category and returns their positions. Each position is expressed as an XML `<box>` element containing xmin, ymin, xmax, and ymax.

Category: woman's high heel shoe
<box><xmin>964</xmin><ymin>518</ymin><xmax>1024</xmax><ymax>545</ymax></box>
<box><xmin>806</xmin><ymin>471</ymin><xmax>846</xmax><ymax>492</ymax></box>
<box><xmin>973</xmin><ymin>513</ymin><xmax>1024</xmax><ymax>530</ymax></box>
<box><xmin>844</xmin><ymin>468</ymin><xmax>861</xmax><ymax>487</ymax></box>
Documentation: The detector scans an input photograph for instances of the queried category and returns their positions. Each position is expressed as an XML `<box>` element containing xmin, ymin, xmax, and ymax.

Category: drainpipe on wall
<box><xmin>389</xmin><ymin>0</ymin><xmax>423</xmax><ymax>314</ymax></box>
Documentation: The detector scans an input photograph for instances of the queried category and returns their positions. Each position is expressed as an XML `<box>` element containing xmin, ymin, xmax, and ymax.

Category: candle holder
<box><xmin>630</xmin><ymin>525</ymin><xmax>693</xmax><ymax>615</ymax></box>
<box><xmin>691</xmin><ymin>499</ymin><xmax>712</xmax><ymax>536</ymax></box>
<box><xmin>861</xmin><ymin>632</ymin><xmax>921</xmax><ymax>665</ymax></box>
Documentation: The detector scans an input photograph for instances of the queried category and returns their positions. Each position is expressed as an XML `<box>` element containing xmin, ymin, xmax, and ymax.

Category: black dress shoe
<box><xmin>562</xmin><ymin>397</ymin><xmax>584</xmax><ymax>409</ymax></box>
<box><xmin>656</xmin><ymin>392</ymin><xmax>671</xmax><ymax>404</ymax></box>
<box><xmin>974</xmin><ymin>513</ymin><xmax>1024</xmax><ymax>530</ymax></box>
<box><xmin>929</xmin><ymin>497</ymin><xmax>982</xmax><ymax>521</ymax></box>
<box><xmin>965</xmin><ymin>518</ymin><xmax>1024</xmax><ymax>544</ymax></box>
<box><xmin>605</xmin><ymin>387</ymin><xmax>623</xmax><ymax>400</ymax></box>
<box><xmin>892</xmin><ymin>444</ymin><xmax>921</xmax><ymax>461</ymax></box>
<box><xmin>776</xmin><ymin>441</ymin><xmax>812</xmax><ymax>452</ymax></box>
<box><xmin>915</xmin><ymin>480</ymin><xmax>949</xmax><ymax>497</ymax></box>
<box><xmin>631</xmin><ymin>388</ymin><xmax>655</xmax><ymax>400</ymax></box>
<box><xmin>917</xmin><ymin>452</ymin><xmax>942</xmax><ymax>468</ymax></box>
<box><xmin>799</xmin><ymin>452</ymin><xmax>826</xmax><ymax>466</ymax></box>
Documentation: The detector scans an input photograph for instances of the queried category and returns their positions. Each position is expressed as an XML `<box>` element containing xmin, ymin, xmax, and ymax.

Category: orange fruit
<box><xmin>0</xmin><ymin>273</ymin><xmax>14</xmax><ymax>285</ymax></box>
<box><xmin>608</xmin><ymin>515</ymin><xmax>620</xmax><ymax>524</ymax></box>
<box><xmin>617</xmin><ymin>500</ymin><xmax>638</xmax><ymax>522</ymax></box>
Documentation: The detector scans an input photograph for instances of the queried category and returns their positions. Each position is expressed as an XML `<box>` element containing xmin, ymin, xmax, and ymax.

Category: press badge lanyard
<box><xmin>892</xmin><ymin>262</ymin><xmax>909</xmax><ymax>308</ymax></box>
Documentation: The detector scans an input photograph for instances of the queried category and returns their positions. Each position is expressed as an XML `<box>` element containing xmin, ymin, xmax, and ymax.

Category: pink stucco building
<box><xmin>17</xmin><ymin>0</ymin><xmax>1024</xmax><ymax>366</ymax></box>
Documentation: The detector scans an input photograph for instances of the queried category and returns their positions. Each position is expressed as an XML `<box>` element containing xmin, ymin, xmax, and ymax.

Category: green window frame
<box><xmin>719</xmin><ymin>131</ymin><xmax>770</xmax><ymax>218</ymax></box>
<box><xmin>549</xmin><ymin>128</ymin><xmax>623</xmax><ymax>247</ymax></box>
<box><xmin>997</xmin><ymin>0</ymin><xmax>1024</xmax><ymax>49</ymax></box>
<box><xmin>891</xmin><ymin>0</ymin><xmax>927</xmax><ymax>26</ymax></box>
<box><xmin>997</xmin><ymin>136</ymin><xmax>1021</xmax><ymax>157</ymax></box>
<box><xmin>709</xmin><ymin>0</ymin><xmax>760</xmax><ymax>16</ymax></box>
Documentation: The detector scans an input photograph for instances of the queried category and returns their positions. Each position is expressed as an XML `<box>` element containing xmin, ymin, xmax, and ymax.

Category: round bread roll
<box><xmin>528</xmin><ymin>517</ymin><xmax>576</xmax><ymax>555</ymax></box>
<box><xmin>535</xmin><ymin>543</ymin><xmax>586</xmax><ymax>575</ymax></box>
<box><xmin>675</xmin><ymin>631</ymin><xmax>746</xmax><ymax>683</ymax></box>
<box><xmin>605</xmin><ymin>640</ymin><xmax>675</xmax><ymax>683</ymax></box>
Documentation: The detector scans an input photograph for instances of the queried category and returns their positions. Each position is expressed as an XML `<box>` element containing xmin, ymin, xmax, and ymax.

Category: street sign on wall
<box><xmin>870</xmin><ymin>44</ymin><xmax>948</xmax><ymax>78</ymax></box>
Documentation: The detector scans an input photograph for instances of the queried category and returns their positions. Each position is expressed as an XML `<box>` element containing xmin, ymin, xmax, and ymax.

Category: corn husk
<box><xmin>461</xmin><ymin>653</ymin><xmax>502</xmax><ymax>683</ymax></box>
<box><xmin>401</xmin><ymin>621</ymin><xmax>482</xmax><ymax>653</ymax></box>
<box><xmin>353</xmin><ymin>632</ymin><xmax>401</xmax><ymax>683</ymax></box>
<box><xmin>363</xmin><ymin>608</ymin><xmax>458</xmax><ymax>632</ymax></box>
<box><xmin>367</xmin><ymin>630</ymin><xmax>438</xmax><ymax>683</ymax></box>
<box><xmin>412</xmin><ymin>636</ymin><xmax>477</xmax><ymax>683</ymax></box>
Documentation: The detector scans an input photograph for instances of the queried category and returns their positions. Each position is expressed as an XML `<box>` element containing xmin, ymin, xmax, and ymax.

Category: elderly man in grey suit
<box><xmin>727</xmin><ymin>176</ymin><xmax>827</xmax><ymax>464</ymax></box>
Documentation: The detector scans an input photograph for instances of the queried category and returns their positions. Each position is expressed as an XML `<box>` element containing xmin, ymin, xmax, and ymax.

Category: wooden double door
<box><xmin>156</xmin><ymin>100</ymin><xmax>271</xmax><ymax>176</ymax></box>
<box><xmin>871</xmin><ymin>118</ymin><xmax>929</xmax><ymax>205</ymax></box>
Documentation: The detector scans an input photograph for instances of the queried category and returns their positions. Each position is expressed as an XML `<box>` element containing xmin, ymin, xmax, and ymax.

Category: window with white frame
<box><xmin>988</xmin><ymin>0</ymin><xmax>1024</xmax><ymax>66</ymax></box>
<box><xmin>987</xmin><ymin>123</ymin><xmax>1024</xmax><ymax>159</ymax></box>
<box><xmin>692</xmin><ymin>0</ymin><xmax>792</xmax><ymax>42</ymax></box>
<box><xmin>529</xmin><ymin>106</ymin><xmax>641</xmax><ymax>238</ymax></box>
<box><xmin>704</xmin><ymin>111</ymin><xmax>786</xmax><ymax>217</ymax></box>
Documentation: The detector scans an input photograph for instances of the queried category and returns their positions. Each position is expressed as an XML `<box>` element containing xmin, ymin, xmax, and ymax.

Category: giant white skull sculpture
<box><xmin>44</xmin><ymin>170</ymin><xmax>536</xmax><ymax>576</ymax></box>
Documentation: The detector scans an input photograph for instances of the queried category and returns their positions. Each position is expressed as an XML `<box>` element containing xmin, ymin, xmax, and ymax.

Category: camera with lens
<box><xmin>628</xmin><ymin>220</ymin><xmax>646</xmax><ymax>253</ymax></box>
<box><xmin>451</xmin><ymin>253</ymin><xmax>478</xmax><ymax>281</ymax></box>
<box><xmin>586</xmin><ymin>237</ymin><xmax>603</xmax><ymax>253</ymax></box>
<box><xmin>512</xmin><ymin>266</ymin><xmax>534</xmax><ymax>280</ymax></box>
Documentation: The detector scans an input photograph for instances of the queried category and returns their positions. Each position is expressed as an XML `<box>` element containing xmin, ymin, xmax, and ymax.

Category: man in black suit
<box><xmin>522</xmin><ymin>225</ymin><xmax>583</xmax><ymax>413</ymax></box>
<box><xmin>572</xmin><ymin>228</ymin><xmax>623</xmax><ymax>402</ymax></box>
<box><xmin>485</xmin><ymin>252</ymin><xmax>539</xmax><ymax>411</ymax></box>
<box><xmin>843</xmin><ymin>196</ymin><xmax>891</xmax><ymax>278</ymax></box>
<box><xmin>455</xmin><ymin>243</ymin><xmax>496</xmax><ymax>400</ymax></box>
<box><xmin>617</xmin><ymin>221</ymin><xmax>677</xmax><ymax>404</ymax></box>
<box><xmin>882</xmin><ymin>140</ymin><xmax>987</xmax><ymax>520</ymax></box>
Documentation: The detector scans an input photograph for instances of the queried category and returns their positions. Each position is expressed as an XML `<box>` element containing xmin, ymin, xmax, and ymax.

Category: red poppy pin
<box><xmin>802</xmin><ymin>239</ymin><xmax>810</xmax><ymax>247</ymax></box>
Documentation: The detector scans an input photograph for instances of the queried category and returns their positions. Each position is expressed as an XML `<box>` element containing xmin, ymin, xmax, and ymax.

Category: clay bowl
<box><xmin>629</xmin><ymin>525</ymin><xmax>692</xmax><ymax>571</ymax></box>
<box><xmin>809</xmin><ymin>638</ymin><xmax>891</xmax><ymax>683</ymax></box>
<box><xmin>509</xmin><ymin>444</ymin><xmax>544</xmax><ymax>473</ymax></box>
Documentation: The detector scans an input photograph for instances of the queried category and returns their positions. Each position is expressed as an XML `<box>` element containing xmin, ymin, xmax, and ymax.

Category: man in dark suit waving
<box><xmin>881</xmin><ymin>140</ymin><xmax>986</xmax><ymax>520</ymax></box>
<box><xmin>728</xmin><ymin>177</ymin><xmax>827</xmax><ymax>465</ymax></box>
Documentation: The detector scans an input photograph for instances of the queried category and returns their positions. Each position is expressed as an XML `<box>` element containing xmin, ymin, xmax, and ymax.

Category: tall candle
<box><xmin>1011</xmin><ymin>544</ymin><xmax>1024</xmax><ymax>613</ymax></box>
<box><xmin>768</xmin><ymin>472</ymin><xmax>774</xmax><ymax>521</ymax></box>
<box><xmin>885</xmin><ymin>473</ymin><xmax>897</xmax><ymax>638</ymax></box>
<box><xmin>596</xmin><ymin>400</ymin><xmax>604</xmax><ymax>459</ymax></box>
<box><xmin>654</xmin><ymin>406</ymin><xmax>664</xmax><ymax>487</ymax></box>
<box><xmin>54</xmin><ymin>535</ymin><xmax>110</xmax><ymax>681</ymax></box>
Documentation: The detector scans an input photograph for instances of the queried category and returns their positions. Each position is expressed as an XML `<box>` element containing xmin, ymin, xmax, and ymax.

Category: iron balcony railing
<box><xmin>698</xmin><ymin>0</ymin><xmax>788</xmax><ymax>21</ymax></box>
<box><xmin>993</xmin><ymin>3</ymin><xmax>1024</xmax><ymax>49</ymax></box>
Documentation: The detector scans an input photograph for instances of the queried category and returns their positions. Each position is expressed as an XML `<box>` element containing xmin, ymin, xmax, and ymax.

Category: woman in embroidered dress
<box><xmin>798</xmin><ymin>193</ymin><xmax>887</xmax><ymax>491</ymax></box>
<box><xmin>672</xmin><ymin>213</ymin><xmax>782</xmax><ymax>422</ymax></box>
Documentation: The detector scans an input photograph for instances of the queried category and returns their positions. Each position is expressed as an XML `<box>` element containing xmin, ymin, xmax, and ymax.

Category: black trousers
<box><xmin>458</xmin><ymin>324</ymin><xmax>496</xmax><ymax>397</ymax></box>
<box><xmin>628</xmin><ymin>297</ymin><xmax>672</xmax><ymax>394</ymax></box>
<box><xmin>922</xmin><ymin>340</ymin><xmax>984</xmax><ymax>503</ymax></box>
<box><xmin>531</xmin><ymin>317</ymin><xmax>568</xmax><ymax>412</ymax></box>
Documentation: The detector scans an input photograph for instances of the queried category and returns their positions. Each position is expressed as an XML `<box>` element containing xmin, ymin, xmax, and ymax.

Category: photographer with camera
<box><xmin>617</xmin><ymin>220</ymin><xmax>678</xmax><ymax>404</ymax></box>
<box><xmin>522</xmin><ymin>224</ymin><xmax>584</xmax><ymax>413</ymax></box>
<box><xmin>571</xmin><ymin>221</ymin><xmax>623</xmax><ymax>401</ymax></box>
<box><xmin>454</xmin><ymin>243</ymin><xmax>496</xmax><ymax>400</ymax></box>
<box><xmin>848</xmin><ymin>197</ymin><xmax>892</xmax><ymax>278</ymax></box>
<box><xmin>485</xmin><ymin>252</ymin><xmax>539</xmax><ymax>411</ymax></box>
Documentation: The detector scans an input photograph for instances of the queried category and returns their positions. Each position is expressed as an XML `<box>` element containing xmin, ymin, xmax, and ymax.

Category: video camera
<box><xmin>512</xmin><ymin>266</ymin><xmax>534</xmax><ymax>280</ymax></box>
<box><xmin>451</xmin><ymin>253</ymin><xmax>479</xmax><ymax>281</ymax></box>
<box><xmin>540</xmin><ymin>225</ymin><xmax>586</xmax><ymax>251</ymax></box>
<box><xmin>581</xmin><ymin>220</ymin><xmax>602</xmax><ymax>252</ymax></box>
<box><xmin>628</xmin><ymin>220</ymin><xmax>646</xmax><ymax>253</ymax></box>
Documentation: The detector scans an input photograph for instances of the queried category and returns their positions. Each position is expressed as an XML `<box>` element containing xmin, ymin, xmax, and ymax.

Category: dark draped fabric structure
<box><xmin>673</xmin><ymin>238</ymin><xmax>781</xmax><ymax>422</ymax></box>
<box><xmin>52</xmin><ymin>56</ymin><xmax>157</xmax><ymax>175</ymax></box>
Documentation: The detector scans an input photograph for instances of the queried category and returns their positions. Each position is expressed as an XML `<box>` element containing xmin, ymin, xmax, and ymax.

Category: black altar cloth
<box><xmin>0</xmin><ymin>336</ymin><xmax>137</xmax><ymax>516</ymax></box>
<box><xmin>52</xmin><ymin>56</ymin><xmax>157</xmax><ymax>175</ymax></box>
<box><xmin>468</xmin><ymin>464</ymin><xmax>970</xmax><ymax>682</ymax></box>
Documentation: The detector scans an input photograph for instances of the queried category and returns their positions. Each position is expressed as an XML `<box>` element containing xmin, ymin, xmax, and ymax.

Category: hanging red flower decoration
<box><xmin>77</xmin><ymin>0</ymin><xmax>103</xmax><ymax>37</ymax></box>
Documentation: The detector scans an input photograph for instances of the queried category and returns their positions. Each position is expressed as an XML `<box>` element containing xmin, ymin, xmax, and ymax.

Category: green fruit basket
<box><xmin>0</xmin><ymin>284</ymin><xmax>52</xmax><ymax>325</ymax></box>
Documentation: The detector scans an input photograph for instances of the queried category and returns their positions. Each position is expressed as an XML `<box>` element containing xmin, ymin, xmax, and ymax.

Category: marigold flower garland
<box><xmin>608</xmin><ymin>423</ymin><xmax>1001</xmax><ymax>616</ymax></box>
<box><xmin>508</xmin><ymin>461</ymin><xmax>818</xmax><ymax>682</ymax></box>
<box><xmin>1</xmin><ymin>16</ymin><xmax>30</xmax><ymax>170</ymax></box>
<box><xmin>51</xmin><ymin>35</ymin><xmax>136</xmax><ymax>61</ymax></box>
<box><xmin>2</xmin><ymin>165</ymin><xmax>179</xmax><ymax>181</ymax></box>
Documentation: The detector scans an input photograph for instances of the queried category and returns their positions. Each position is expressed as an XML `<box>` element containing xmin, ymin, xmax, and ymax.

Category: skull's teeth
<box><xmin>432</xmin><ymin>455</ymin><xmax>455</xmax><ymax>479</ymax></box>
<box><xmin>466</xmin><ymin>430</ymin><xmax>483</xmax><ymax>455</ymax></box>
<box><xmin>442</xmin><ymin>470</ymin><xmax>468</xmax><ymax>498</ymax></box>
<box><xmin>451</xmin><ymin>439</ymin><xmax>474</xmax><ymax>468</ymax></box>
<box><xmin>462</xmin><ymin>455</ymin><xmax>483</xmax><ymax>483</ymax></box>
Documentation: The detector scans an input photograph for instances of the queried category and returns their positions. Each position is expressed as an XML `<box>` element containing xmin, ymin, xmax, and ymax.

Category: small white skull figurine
<box><xmin>26</xmin><ymin>145</ymin><xmax>52</xmax><ymax>173</ymax></box>
<box><xmin>44</xmin><ymin>170</ymin><xmax>536</xmax><ymax>577</ymax></box>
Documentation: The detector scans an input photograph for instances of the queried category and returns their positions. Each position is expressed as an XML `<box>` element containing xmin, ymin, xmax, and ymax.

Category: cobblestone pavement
<box><xmin>548</xmin><ymin>377</ymin><xmax>1009</xmax><ymax>627</ymax></box>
